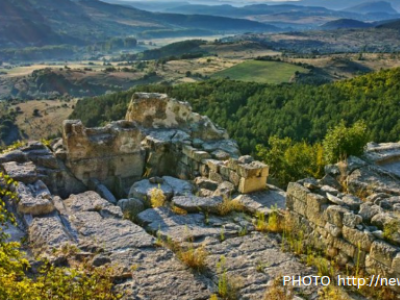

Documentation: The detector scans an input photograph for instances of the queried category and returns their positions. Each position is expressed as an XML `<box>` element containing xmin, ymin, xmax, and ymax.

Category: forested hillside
<box><xmin>71</xmin><ymin>67</ymin><xmax>400</xmax><ymax>154</ymax></box>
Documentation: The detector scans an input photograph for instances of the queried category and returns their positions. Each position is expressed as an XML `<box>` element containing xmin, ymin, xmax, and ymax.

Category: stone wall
<box><xmin>61</xmin><ymin>93</ymin><xmax>269</xmax><ymax>197</ymax></box>
<box><xmin>286</xmin><ymin>173</ymin><xmax>400</xmax><ymax>285</ymax></box>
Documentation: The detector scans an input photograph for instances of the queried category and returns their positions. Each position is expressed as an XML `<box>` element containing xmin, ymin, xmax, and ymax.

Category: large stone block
<box><xmin>370</xmin><ymin>240</ymin><xmax>399</xmax><ymax>267</ymax></box>
<box><xmin>235</xmin><ymin>161</ymin><xmax>269</xmax><ymax>178</ymax></box>
<box><xmin>306</xmin><ymin>193</ymin><xmax>328</xmax><ymax>227</ymax></box>
<box><xmin>238</xmin><ymin>176</ymin><xmax>267</xmax><ymax>194</ymax></box>
<box><xmin>342</xmin><ymin>226</ymin><xmax>375</xmax><ymax>251</ymax></box>
<box><xmin>333</xmin><ymin>238</ymin><xmax>356</xmax><ymax>258</ymax></box>
<box><xmin>229</xmin><ymin>170</ymin><xmax>240</xmax><ymax>187</ymax></box>
<box><xmin>287</xmin><ymin>182</ymin><xmax>310</xmax><ymax>203</ymax></box>
<box><xmin>287</xmin><ymin>195</ymin><xmax>307</xmax><ymax>216</ymax></box>
<box><xmin>203</xmin><ymin>159</ymin><xmax>223</xmax><ymax>173</ymax></box>
<box><xmin>324</xmin><ymin>205</ymin><xmax>351</xmax><ymax>227</ymax></box>
<box><xmin>192</xmin><ymin>151</ymin><xmax>211</xmax><ymax>162</ymax></box>
<box><xmin>209</xmin><ymin>172</ymin><xmax>224</xmax><ymax>184</ymax></box>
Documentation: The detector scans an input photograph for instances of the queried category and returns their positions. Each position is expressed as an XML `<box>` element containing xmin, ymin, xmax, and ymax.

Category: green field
<box><xmin>211</xmin><ymin>60</ymin><xmax>308</xmax><ymax>84</ymax></box>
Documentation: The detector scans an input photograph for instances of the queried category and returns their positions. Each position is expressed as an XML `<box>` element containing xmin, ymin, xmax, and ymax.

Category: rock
<box><xmin>238</xmin><ymin>155</ymin><xmax>254</xmax><ymax>164</ymax></box>
<box><xmin>18</xmin><ymin>196</ymin><xmax>54</xmax><ymax>216</ymax></box>
<box><xmin>326</xmin><ymin>193</ymin><xmax>345</xmax><ymax>205</ymax></box>
<box><xmin>359</xmin><ymin>203</ymin><xmax>381</xmax><ymax>223</ymax></box>
<box><xmin>117</xmin><ymin>198</ymin><xmax>145</xmax><ymax>218</ymax></box>
<box><xmin>149</xmin><ymin>176</ymin><xmax>164</xmax><ymax>184</ymax></box>
<box><xmin>29</xmin><ymin>215</ymin><xmax>74</xmax><ymax>250</ymax></box>
<box><xmin>212</xmin><ymin>150</ymin><xmax>230</xmax><ymax>160</ymax></box>
<box><xmin>325</xmin><ymin>223</ymin><xmax>342</xmax><ymax>238</ymax></box>
<box><xmin>370</xmin><ymin>240</ymin><xmax>399</xmax><ymax>266</ymax></box>
<box><xmin>2</xmin><ymin>161</ymin><xmax>41</xmax><ymax>184</ymax></box>
<box><xmin>324</xmin><ymin>205</ymin><xmax>351</xmax><ymax>227</ymax></box>
<box><xmin>371</xmin><ymin>212</ymin><xmax>395</xmax><ymax>229</ymax></box>
<box><xmin>302</xmin><ymin>178</ymin><xmax>319</xmax><ymax>190</ymax></box>
<box><xmin>0</xmin><ymin>150</ymin><xmax>26</xmax><ymax>164</ymax></box>
<box><xmin>128</xmin><ymin>179</ymin><xmax>174</xmax><ymax>201</ymax></box>
<box><xmin>238</xmin><ymin>176</ymin><xmax>267</xmax><ymax>194</ymax></box>
<box><xmin>172</xmin><ymin>195</ymin><xmax>223</xmax><ymax>214</ymax></box>
<box><xmin>366</xmin><ymin>193</ymin><xmax>391</xmax><ymax>204</ymax></box>
<box><xmin>213</xmin><ymin>181</ymin><xmax>235</xmax><ymax>198</ymax></box>
<box><xmin>318</xmin><ymin>174</ymin><xmax>342</xmax><ymax>191</ymax></box>
<box><xmin>193</xmin><ymin>177</ymin><xmax>219</xmax><ymax>191</ymax></box>
<box><xmin>321</xmin><ymin>186</ymin><xmax>340</xmax><ymax>196</ymax></box>
<box><xmin>88</xmin><ymin>178</ymin><xmax>117</xmax><ymax>204</ymax></box>
<box><xmin>372</xmin><ymin>230</ymin><xmax>384</xmax><ymax>239</ymax></box>
<box><xmin>162</xmin><ymin>176</ymin><xmax>194</xmax><ymax>196</ymax></box>
<box><xmin>341</xmin><ymin>195</ymin><xmax>363</xmax><ymax>210</ymax></box>
<box><xmin>91</xmin><ymin>255</ymin><xmax>111</xmax><ymax>267</ymax></box>
<box><xmin>342</xmin><ymin>226</ymin><xmax>375</xmax><ymax>251</ymax></box>
<box><xmin>234</xmin><ymin>188</ymin><xmax>286</xmax><ymax>216</ymax></box>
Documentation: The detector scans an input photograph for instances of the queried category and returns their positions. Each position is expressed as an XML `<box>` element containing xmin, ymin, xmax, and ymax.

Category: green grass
<box><xmin>211</xmin><ymin>60</ymin><xmax>308</xmax><ymax>84</ymax></box>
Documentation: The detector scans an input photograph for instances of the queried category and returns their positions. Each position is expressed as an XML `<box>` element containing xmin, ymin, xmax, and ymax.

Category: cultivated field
<box><xmin>211</xmin><ymin>60</ymin><xmax>308</xmax><ymax>84</ymax></box>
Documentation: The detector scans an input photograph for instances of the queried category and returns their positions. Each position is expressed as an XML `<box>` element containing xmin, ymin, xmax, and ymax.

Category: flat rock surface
<box><xmin>234</xmin><ymin>186</ymin><xmax>286</xmax><ymax>215</ymax></box>
<box><xmin>172</xmin><ymin>195</ymin><xmax>223</xmax><ymax>213</ymax></box>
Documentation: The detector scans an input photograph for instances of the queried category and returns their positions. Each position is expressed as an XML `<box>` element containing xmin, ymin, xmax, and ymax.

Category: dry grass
<box><xmin>12</xmin><ymin>100</ymin><xmax>75</xmax><ymax>141</ymax></box>
<box><xmin>177</xmin><ymin>244</ymin><xmax>208</xmax><ymax>273</ymax></box>
<box><xmin>171</xmin><ymin>205</ymin><xmax>188</xmax><ymax>215</ymax></box>
<box><xmin>217</xmin><ymin>197</ymin><xmax>245</xmax><ymax>216</ymax></box>
<box><xmin>263</xmin><ymin>277</ymin><xmax>294</xmax><ymax>300</ymax></box>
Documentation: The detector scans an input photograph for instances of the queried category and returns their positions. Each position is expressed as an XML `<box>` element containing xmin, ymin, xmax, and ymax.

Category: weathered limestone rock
<box><xmin>2</xmin><ymin>161</ymin><xmax>41</xmax><ymax>184</ymax></box>
<box><xmin>128</xmin><ymin>179</ymin><xmax>174</xmax><ymax>201</ymax></box>
<box><xmin>117</xmin><ymin>198</ymin><xmax>146</xmax><ymax>217</ymax></box>
<box><xmin>342</xmin><ymin>226</ymin><xmax>375</xmax><ymax>251</ymax></box>
<box><xmin>126</xmin><ymin>93</ymin><xmax>229</xmax><ymax>140</ymax></box>
<box><xmin>324</xmin><ymin>205</ymin><xmax>352</xmax><ymax>227</ymax></box>
<box><xmin>29</xmin><ymin>215</ymin><xmax>74</xmax><ymax>249</ymax></box>
<box><xmin>370</xmin><ymin>240</ymin><xmax>399</xmax><ymax>266</ymax></box>
<box><xmin>172</xmin><ymin>195</ymin><xmax>223</xmax><ymax>214</ymax></box>
<box><xmin>234</xmin><ymin>187</ymin><xmax>286</xmax><ymax>216</ymax></box>
<box><xmin>163</xmin><ymin>176</ymin><xmax>194</xmax><ymax>196</ymax></box>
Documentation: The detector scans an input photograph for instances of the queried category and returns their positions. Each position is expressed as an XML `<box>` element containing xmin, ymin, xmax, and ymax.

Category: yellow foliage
<box><xmin>149</xmin><ymin>187</ymin><xmax>166</xmax><ymax>208</ymax></box>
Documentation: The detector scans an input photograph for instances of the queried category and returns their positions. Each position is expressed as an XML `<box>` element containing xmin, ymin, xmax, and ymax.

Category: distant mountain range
<box><xmin>104</xmin><ymin>0</ymin><xmax>400</xmax><ymax>28</ymax></box>
<box><xmin>343</xmin><ymin>1</ymin><xmax>398</xmax><ymax>14</ymax></box>
<box><xmin>104</xmin><ymin>0</ymin><xmax>400</xmax><ymax>11</ymax></box>
<box><xmin>0</xmin><ymin>0</ymin><xmax>277</xmax><ymax>48</ymax></box>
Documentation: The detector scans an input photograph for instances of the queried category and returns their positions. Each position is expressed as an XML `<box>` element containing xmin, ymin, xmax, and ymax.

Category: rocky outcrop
<box><xmin>61</xmin><ymin>93</ymin><xmax>269</xmax><ymax>197</ymax></box>
<box><xmin>287</xmin><ymin>154</ymin><xmax>400</xmax><ymax>289</ymax></box>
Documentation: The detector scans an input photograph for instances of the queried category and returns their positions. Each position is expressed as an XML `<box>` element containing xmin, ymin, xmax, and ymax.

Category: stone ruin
<box><xmin>59</xmin><ymin>93</ymin><xmax>269</xmax><ymax>198</ymax></box>
<box><xmin>1</xmin><ymin>93</ymin><xmax>309</xmax><ymax>300</ymax></box>
<box><xmin>4</xmin><ymin>93</ymin><xmax>400</xmax><ymax>298</ymax></box>
<box><xmin>286</xmin><ymin>144</ymin><xmax>400</xmax><ymax>292</ymax></box>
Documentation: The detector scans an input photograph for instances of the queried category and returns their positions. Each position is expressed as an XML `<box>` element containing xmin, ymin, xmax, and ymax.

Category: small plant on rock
<box><xmin>263</xmin><ymin>277</ymin><xmax>294</xmax><ymax>300</ymax></box>
<box><xmin>216</xmin><ymin>256</ymin><xmax>241</xmax><ymax>300</ymax></box>
<box><xmin>149</xmin><ymin>187</ymin><xmax>166</xmax><ymax>208</ymax></box>
<box><xmin>217</xmin><ymin>197</ymin><xmax>244</xmax><ymax>216</ymax></box>
<box><xmin>177</xmin><ymin>244</ymin><xmax>208</xmax><ymax>273</ymax></box>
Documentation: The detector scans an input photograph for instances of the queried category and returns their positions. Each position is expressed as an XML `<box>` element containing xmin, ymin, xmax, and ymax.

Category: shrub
<box><xmin>323</xmin><ymin>120</ymin><xmax>369</xmax><ymax>164</ymax></box>
<box><xmin>149</xmin><ymin>187</ymin><xmax>166</xmax><ymax>208</ymax></box>
<box><xmin>256</xmin><ymin>136</ymin><xmax>325</xmax><ymax>187</ymax></box>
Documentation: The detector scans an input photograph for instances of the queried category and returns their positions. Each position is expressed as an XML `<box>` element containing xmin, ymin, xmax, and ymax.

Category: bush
<box><xmin>323</xmin><ymin>120</ymin><xmax>369</xmax><ymax>164</ymax></box>
<box><xmin>256</xmin><ymin>136</ymin><xmax>325</xmax><ymax>187</ymax></box>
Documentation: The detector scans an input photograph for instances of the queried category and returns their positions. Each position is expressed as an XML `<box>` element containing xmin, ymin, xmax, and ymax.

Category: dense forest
<box><xmin>70</xmin><ymin>67</ymin><xmax>400</xmax><ymax>154</ymax></box>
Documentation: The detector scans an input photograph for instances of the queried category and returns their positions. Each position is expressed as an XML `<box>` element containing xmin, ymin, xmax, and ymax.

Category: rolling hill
<box><xmin>0</xmin><ymin>0</ymin><xmax>278</xmax><ymax>48</ymax></box>
<box><xmin>320</xmin><ymin>19</ymin><xmax>373</xmax><ymax>29</ymax></box>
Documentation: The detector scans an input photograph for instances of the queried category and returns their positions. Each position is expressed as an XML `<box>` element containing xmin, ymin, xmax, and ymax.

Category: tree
<box><xmin>323</xmin><ymin>120</ymin><xmax>369</xmax><ymax>164</ymax></box>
